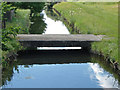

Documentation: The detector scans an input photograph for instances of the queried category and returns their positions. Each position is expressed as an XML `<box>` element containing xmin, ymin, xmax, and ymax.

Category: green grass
<box><xmin>54</xmin><ymin>2</ymin><xmax>118</xmax><ymax>63</ymax></box>
<box><xmin>6</xmin><ymin>9</ymin><xmax>31</xmax><ymax>34</ymax></box>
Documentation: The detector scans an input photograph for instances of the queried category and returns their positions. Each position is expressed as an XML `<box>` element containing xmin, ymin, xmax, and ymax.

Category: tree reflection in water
<box><xmin>29</xmin><ymin>14</ymin><xmax>47</xmax><ymax>34</ymax></box>
<box><xmin>2</xmin><ymin>61</ymin><xmax>19</xmax><ymax>86</ymax></box>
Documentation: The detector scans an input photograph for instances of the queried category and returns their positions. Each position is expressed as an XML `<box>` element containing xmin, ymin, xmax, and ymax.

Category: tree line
<box><xmin>1</xmin><ymin>2</ymin><xmax>45</xmax><ymax>62</ymax></box>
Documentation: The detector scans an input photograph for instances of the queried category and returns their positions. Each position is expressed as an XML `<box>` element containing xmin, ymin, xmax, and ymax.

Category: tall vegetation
<box><xmin>1</xmin><ymin>2</ymin><xmax>22</xmax><ymax>62</ymax></box>
<box><xmin>11</xmin><ymin>2</ymin><xmax>45</xmax><ymax>16</ymax></box>
<box><xmin>1</xmin><ymin>2</ymin><xmax>45</xmax><ymax>62</ymax></box>
<box><xmin>1</xmin><ymin>2</ymin><xmax>15</xmax><ymax>29</ymax></box>
<box><xmin>1</xmin><ymin>2</ymin><xmax>45</xmax><ymax>86</ymax></box>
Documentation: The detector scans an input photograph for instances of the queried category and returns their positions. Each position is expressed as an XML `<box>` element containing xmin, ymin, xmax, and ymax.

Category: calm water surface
<box><xmin>2</xmin><ymin>50</ymin><xmax>120</xmax><ymax>88</ymax></box>
<box><xmin>2</xmin><ymin>10</ymin><xmax>120</xmax><ymax>88</ymax></box>
<box><xmin>29</xmin><ymin>10</ymin><xmax>70</xmax><ymax>34</ymax></box>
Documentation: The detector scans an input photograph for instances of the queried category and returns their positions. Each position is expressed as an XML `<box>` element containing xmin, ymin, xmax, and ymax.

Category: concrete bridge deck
<box><xmin>17</xmin><ymin>34</ymin><xmax>102</xmax><ymax>41</ymax></box>
<box><xmin>17</xmin><ymin>34</ymin><xmax>103</xmax><ymax>49</ymax></box>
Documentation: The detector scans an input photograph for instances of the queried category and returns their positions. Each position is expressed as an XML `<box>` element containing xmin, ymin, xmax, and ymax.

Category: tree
<box><xmin>11</xmin><ymin>2</ymin><xmax>45</xmax><ymax>17</ymax></box>
<box><xmin>1</xmin><ymin>2</ymin><xmax>14</xmax><ymax>29</ymax></box>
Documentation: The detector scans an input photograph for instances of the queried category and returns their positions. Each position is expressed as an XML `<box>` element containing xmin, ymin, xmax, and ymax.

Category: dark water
<box><xmin>2</xmin><ymin>10</ymin><xmax>120</xmax><ymax>88</ymax></box>
<box><xmin>2</xmin><ymin>50</ymin><xmax>120</xmax><ymax>88</ymax></box>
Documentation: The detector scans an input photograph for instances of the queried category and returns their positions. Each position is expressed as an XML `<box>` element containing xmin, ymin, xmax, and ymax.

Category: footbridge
<box><xmin>17</xmin><ymin>34</ymin><xmax>103</xmax><ymax>50</ymax></box>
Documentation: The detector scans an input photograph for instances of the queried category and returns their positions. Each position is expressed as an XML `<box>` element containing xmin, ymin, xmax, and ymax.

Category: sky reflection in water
<box><xmin>2</xmin><ymin>63</ymin><xmax>119</xmax><ymax>88</ymax></box>
<box><xmin>42</xmin><ymin>10</ymin><xmax>70</xmax><ymax>34</ymax></box>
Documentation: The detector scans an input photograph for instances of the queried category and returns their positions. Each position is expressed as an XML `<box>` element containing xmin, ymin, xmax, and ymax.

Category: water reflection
<box><xmin>29</xmin><ymin>14</ymin><xmax>47</xmax><ymax>34</ymax></box>
<box><xmin>17</xmin><ymin>50</ymin><xmax>91</xmax><ymax>65</ymax></box>
<box><xmin>29</xmin><ymin>10</ymin><xmax>70</xmax><ymax>34</ymax></box>
<box><xmin>37</xmin><ymin>47</ymin><xmax>82</xmax><ymax>50</ymax></box>
<box><xmin>42</xmin><ymin>10</ymin><xmax>70</xmax><ymax>34</ymax></box>
<box><xmin>2</xmin><ymin>50</ymin><xmax>120</xmax><ymax>88</ymax></box>
<box><xmin>2</xmin><ymin>61</ymin><xmax>19</xmax><ymax>86</ymax></box>
<box><xmin>89</xmin><ymin>63</ymin><xmax>120</xmax><ymax>88</ymax></box>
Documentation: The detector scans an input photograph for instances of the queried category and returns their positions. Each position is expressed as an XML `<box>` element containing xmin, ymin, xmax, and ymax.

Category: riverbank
<box><xmin>53</xmin><ymin>2</ymin><xmax>119</xmax><ymax>67</ymax></box>
<box><xmin>2</xmin><ymin>9</ymin><xmax>30</xmax><ymax>63</ymax></box>
<box><xmin>6</xmin><ymin>9</ymin><xmax>30</xmax><ymax>34</ymax></box>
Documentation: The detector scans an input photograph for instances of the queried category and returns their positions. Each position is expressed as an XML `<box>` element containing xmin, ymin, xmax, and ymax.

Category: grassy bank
<box><xmin>2</xmin><ymin>9</ymin><xmax>30</xmax><ymax>62</ymax></box>
<box><xmin>54</xmin><ymin>2</ymin><xmax>118</xmax><ymax>63</ymax></box>
<box><xmin>6</xmin><ymin>9</ymin><xmax>30</xmax><ymax>34</ymax></box>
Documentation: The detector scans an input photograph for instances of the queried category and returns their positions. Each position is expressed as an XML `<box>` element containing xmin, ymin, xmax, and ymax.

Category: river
<box><xmin>2</xmin><ymin>10</ymin><xmax>120</xmax><ymax>88</ymax></box>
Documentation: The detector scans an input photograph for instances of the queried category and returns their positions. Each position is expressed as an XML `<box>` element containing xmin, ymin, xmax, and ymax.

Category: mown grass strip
<box><xmin>54</xmin><ymin>2</ymin><xmax>118</xmax><ymax>63</ymax></box>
